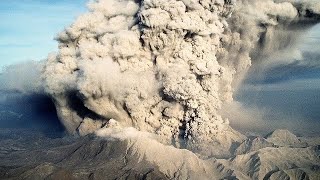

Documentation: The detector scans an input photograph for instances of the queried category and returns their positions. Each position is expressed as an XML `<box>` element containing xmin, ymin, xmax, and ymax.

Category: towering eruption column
<box><xmin>43</xmin><ymin>0</ymin><xmax>245</xmax><ymax>157</ymax></box>
<box><xmin>43</xmin><ymin>0</ymin><xmax>320</xmax><ymax>157</ymax></box>
<box><xmin>137</xmin><ymin>0</ymin><xmax>246</xmax><ymax>156</ymax></box>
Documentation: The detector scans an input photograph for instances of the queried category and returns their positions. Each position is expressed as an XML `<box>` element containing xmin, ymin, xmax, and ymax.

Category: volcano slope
<box><xmin>0</xmin><ymin>128</ymin><xmax>319</xmax><ymax>179</ymax></box>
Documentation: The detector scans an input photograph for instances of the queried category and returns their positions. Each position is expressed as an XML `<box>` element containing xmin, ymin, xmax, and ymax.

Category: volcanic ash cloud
<box><xmin>42</xmin><ymin>0</ymin><xmax>320</xmax><ymax>157</ymax></box>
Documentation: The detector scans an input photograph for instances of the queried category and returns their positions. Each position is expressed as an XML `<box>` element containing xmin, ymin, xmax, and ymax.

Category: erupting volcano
<box><xmin>1</xmin><ymin>0</ymin><xmax>320</xmax><ymax>179</ymax></box>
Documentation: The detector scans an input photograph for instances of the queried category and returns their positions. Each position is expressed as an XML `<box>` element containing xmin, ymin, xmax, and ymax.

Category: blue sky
<box><xmin>0</xmin><ymin>0</ymin><xmax>87</xmax><ymax>69</ymax></box>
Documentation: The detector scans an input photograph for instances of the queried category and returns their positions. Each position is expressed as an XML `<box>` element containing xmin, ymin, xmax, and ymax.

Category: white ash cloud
<box><xmin>42</xmin><ymin>0</ymin><xmax>320</xmax><ymax>156</ymax></box>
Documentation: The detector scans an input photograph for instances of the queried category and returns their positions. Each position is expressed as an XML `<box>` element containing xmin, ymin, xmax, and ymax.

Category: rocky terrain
<box><xmin>0</xmin><ymin>128</ymin><xmax>319</xmax><ymax>180</ymax></box>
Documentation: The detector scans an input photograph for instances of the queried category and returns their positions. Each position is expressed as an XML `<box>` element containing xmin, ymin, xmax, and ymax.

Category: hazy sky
<box><xmin>0</xmin><ymin>0</ymin><xmax>87</xmax><ymax>69</ymax></box>
<box><xmin>235</xmin><ymin>24</ymin><xmax>320</xmax><ymax>135</ymax></box>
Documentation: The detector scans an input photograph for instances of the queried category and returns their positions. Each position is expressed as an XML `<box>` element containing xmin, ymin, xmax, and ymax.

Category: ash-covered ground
<box><xmin>0</xmin><ymin>128</ymin><xmax>319</xmax><ymax>179</ymax></box>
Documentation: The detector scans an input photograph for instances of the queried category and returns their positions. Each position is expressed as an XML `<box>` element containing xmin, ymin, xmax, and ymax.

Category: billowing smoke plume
<box><xmin>43</xmin><ymin>0</ymin><xmax>320</xmax><ymax>156</ymax></box>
